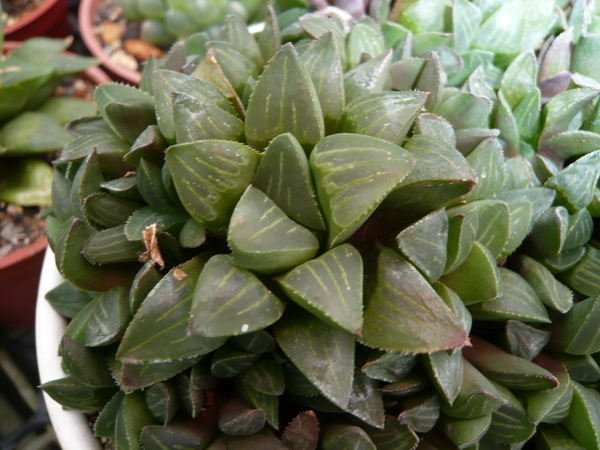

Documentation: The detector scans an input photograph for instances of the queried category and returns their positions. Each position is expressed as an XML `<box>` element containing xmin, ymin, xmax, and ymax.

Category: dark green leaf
<box><xmin>562</xmin><ymin>381</ymin><xmax>600</xmax><ymax>449</ymax></box>
<box><xmin>361</xmin><ymin>351</ymin><xmax>417</xmax><ymax>383</ymax></box>
<box><xmin>310</xmin><ymin>133</ymin><xmax>414</xmax><ymax>247</ymax></box>
<box><xmin>444</xmin><ymin>207</ymin><xmax>479</xmax><ymax>274</ymax></box>
<box><xmin>61</xmin><ymin>133</ymin><xmax>133</xmax><ymax>178</ymax></box>
<box><xmin>514</xmin><ymin>254</ymin><xmax>573</xmax><ymax>313</ymax></box>
<box><xmin>228</xmin><ymin>186</ymin><xmax>319</xmax><ymax>275</ymax></box>
<box><xmin>344</xmin><ymin>369</ymin><xmax>385</xmax><ymax>428</ymax></box>
<box><xmin>236</xmin><ymin>381</ymin><xmax>279</xmax><ymax>429</ymax></box>
<box><xmin>548</xmin><ymin>294</ymin><xmax>600</xmax><ymax>354</ymax></box>
<box><xmin>231</xmin><ymin>330</ymin><xmax>275</xmax><ymax>354</ymax></box>
<box><xmin>462</xmin><ymin>336</ymin><xmax>558</xmax><ymax>390</ymax></box>
<box><xmin>112</xmin><ymin>357</ymin><xmax>199</xmax><ymax>393</ymax></box>
<box><xmin>84</xmin><ymin>193</ymin><xmax>143</xmax><ymax>229</ymax></box>
<box><xmin>396</xmin><ymin>209</ymin><xmax>448</xmax><ymax>283</ymax></box>
<box><xmin>300</xmin><ymin>32</ymin><xmax>345</xmax><ymax>131</ymax></box>
<box><xmin>115</xmin><ymin>392</ymin><xmax>156</xmax><ymax>450</ymax></box>
<box><xmin>423</xmin><ymin>350</ymin><xmax>464</xmax><ymax>405</ymax></box>
<box><xmin>245</xmin><ymin>43</ymin><xmax>324</xmax><ymax>151</ymax></box>
<box><xmin>441</xmin><ymin>414</ymin><xmax>492</xmax><ymax>449</ymax></box>
<box><xmin>259</xmin><ymin>6</ymin><xmax>281</xmax><ymax>62</ymax></box>
<box><xmin>174</xmin><ymin>374</ymin><xmax>205</xmax><ymax>418</ymax></box>
<box><xmin>462</xmin><ymin>137</ymin><xmax>505</xmax><ymax>202</ymax></box>
<box><xmin>441</xmin><ymin>360</ymin><xmax>505</xmax><ymax>419</ymax></box>
<box><xmin>41</xmin><ymin>376</ymin><xmax>116</xmax><ymax>413</ymax></box>
<box><xmin>382</xmin><ymin>135</ymin><xmax>477</xmax><ymax>222</ymax></box>
<box><xmin>440</xmin><ymin>241</ymin><xmax>499</xmax><ymax>305</ymax></box>
<box><xmin>152</xmin><ymin>69</ymin><xmax>235</xmax><ymax>140</ymax></box>
<box><xmin>504</xmin><ymin>320</ymin><xmax>551</xmax><ymax>361</ymax></box>
<box><xmin>535</xmin><ymin>424</ymin><xmax>585</xmax><ymax>450</ymax></box>
<box><xmin>485</xmin><ymin>381</ymin><xmax>536</xmax><ymax>444</ymax></box>
<box><xmin>321</xmin><ymin>424</ymin><xmax>375</xmax><ymax>450</ymax></box>
<box><xmin>85</xmin><ymin>285</ymin><xmax>132</xmax><ymax>347</ymax></box>
<box><xmin>280</xmin><ymin>410</ymin><xmax>319</xmax><ymax>450</ymax></box>
<box><xmin>469</xmin><ymin>267</ymin><xmax>550</xmax><ymax>323</ymax></box>
<box><xmin>84</xmin><ymin>225</ymin><xmax>143</xmax><ymax>264</ymax></box>
<box><xmin>276</xmin><ymin>244</ymin><xmax>363</xmax><ymax>334</ymax></box>
<box><xmin>145</xmin><ymin>381</ymin><xmax>178</xmax><ymax>424</ymax></box>
<box><xmin>54</xmin><ymin>218</ymin><xmax>135</xmax><ymax>292</ymax></box>
<box><xmin>45</xmin><ymin>282</ymin><xmax>94</xmax><ymax>319</ymax></box>
<box><xmin>166</xmin><ymin>140</ymin><xmax>260</xmax><ymax>232</ymax></box>
<box><xmin>540</xmin><ymin>88</ymin><xmax>600</xmax><ymax>144</ymax></box>
<box><xmin>525</xmin><ymin>353</ymin><xmax>573</xmax><ymax>424</ymax></box>
<box><xmin>60</xmin><ymin>335</ymin><xmax>114</xmax><ymax>387</ymax></box>
<box><xmin>206</xmin><ymin>41</ymin><xmax>259</xmax><ymax>98</ymax></box>
<box><xmin>398</xmin><ymin>393</ymin><xmax>440</xmax><ymax>433</ymax></box>
<box><xmin>95</xmin><ymin>391</ymin><xmax>124</xmax><ymax>438</ymax></box>
<box><xmin>361</xmin><ymin>248</ymin><xmax>468</xmax><ymax>353</ymax></box>
<box><xmin>559</xmin><ymin>353</ymin><xmax>600</xmax><ymax>383</ymax></box>
<box><xmin>117</xmin><ymin>256</ymin><xmax>226</xmax><ymax>363</ymax></box>
<box><xmin>190</xmin><ymin>254</ymin><xmax>285</xmax><ymax>337</ymax></box>
<box><xmin>124</xmin><ymin>206</ymin><xmax>189</xmax><ymax>241</ymax></box>
<box><xmin>275</xmin><ymin>309</ymin><xmax>355</xmax><ymax>410</ymax></box>
<box><xmin>172</xmin><ymin>93</ymin><xmax>244</xmax><ymax>144</ymax></box>
<box><xmin>379</xmin><ymin>374</ymin><xmax>428</xmax><ymax>398</ymax></box>
<box><xmin>218</xmin><ymin>395</ymin><xmax>266</xmax><ymax>436</ymax></box>
<box><xmin>238</xmin><ymin>355</ymin><xmax>285</xmax><ymax>396</ymax></box>
<box><xmin>124</xmin><ymin>125</ymin><xmax>167</xmax><ymax>167</ymax></box>
<box><xmin>252</xmin><ymin>133</ymin><xmax>325</xmax><ymax>230</ymax></box>
<box><xmin>141</xmin><ymin>413</ymin><xmax>217</xmax><ymax>450</ymax></box>
<box><xmin>365</xmin><ymin>415</ymin><xmax>419</xmax><ymax>450</ymax></box>
<box><xmin>562</xmin><ymin>245</ymin><xmax>600</xmax><ymax>297</ymax></box>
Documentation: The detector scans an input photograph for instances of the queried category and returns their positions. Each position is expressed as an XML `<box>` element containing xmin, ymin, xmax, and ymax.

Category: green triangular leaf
<box><xmin>396</xmin><ymin>209</ymin><xmax>448</xmax><ymax>282</ymax></box>
<box><xmin>252</xmin><ymin>133</ymin><xmax>325</xmax><ymax>230</ymax></box>
<box><xmin>166</xmin><ymin>140</ymin><xmax>260</xmax><ymax>233</ymax></box>
<box><xmin>117</xmin><ymin>256</ymin><xmax>226</xmax><ymax>363</ymax></box>
<box><xmin>310</xmin><ymin>133</ymin><xmax>414</xmax><ymax>247</ymax></box>
<box><xmin>360</xmin><ymin>248</ymin><xmax>468</xmax><ymax>353</ymax></box>
<box><xmin>276</xmin><ymin>244</ymin><xmax>363</xmax><ymax>335</ymax></box>
<box><xmin>190</xmin><ymin>254</ymin><xmax>285</xmax><ymax>337</ymax></box>
<box><xmin>245</xmin><ymin>43</ymin><xmax>324</xmax><ymax>151</ymax></box>
<box><xmin>275</xmin><ymin>309</ymin><xmax>355</xmax><ymax>410</ymax></box>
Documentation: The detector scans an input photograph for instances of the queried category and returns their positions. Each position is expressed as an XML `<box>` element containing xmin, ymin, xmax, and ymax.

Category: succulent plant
<box><xmin>119</xmin><ymin>0</ymin><xmax>294</xmax><ymax>46</ymax></box>
<box><xmin>42</xmin><ymin>2</ymin><xmax>600</xmax><ymax>449</ymax></box>
<box><xmin>0</xmin><ymin>37</ymin><xmax>98</xmax><ymax>206</ymax></box>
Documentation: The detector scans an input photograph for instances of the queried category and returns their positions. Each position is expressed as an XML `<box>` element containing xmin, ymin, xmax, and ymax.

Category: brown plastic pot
<box><xmin>79</xmin><ymin>0</ymin><xmax>142</xmax><ymax>85</ymax></box>
<box><xmin>3</xmin><ymin>0</ymin><xmax>70</xmax><ymax>41</ymax></box>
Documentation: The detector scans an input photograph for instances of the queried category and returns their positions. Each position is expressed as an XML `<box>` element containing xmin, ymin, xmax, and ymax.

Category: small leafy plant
<box><xmin>119</xmin><ymin>0</ymin><xmax>301</xmax><ymax>46</ymax></box>
<box><xmin>42</xmin><ymin>1</ymin><xmax>600</xmax><ymax>448</ymax></box>
<box><xmin>0</xmin><ymin>37</ymin><xmax>98</xmax><ymax>207</ymax></box>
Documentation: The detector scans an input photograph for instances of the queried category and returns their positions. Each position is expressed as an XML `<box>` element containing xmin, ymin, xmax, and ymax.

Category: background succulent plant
<box><xmin>118</xmin><ymin>0</ymin><xmax>309</xmax><ymax>46</ymax></box>
<box><xmin>42</xmin><ymin>1</ymin><xmax>600</xmax><ymax>448</ymax></box>
<box><xmin>0</xmin><ymin>37</ymin><xmax>98</xmax><ymax>206</ymax></box>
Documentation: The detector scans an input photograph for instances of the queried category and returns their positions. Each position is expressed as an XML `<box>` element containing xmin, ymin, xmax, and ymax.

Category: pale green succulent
<box><xmin>0</xmin><ymin>37</ymin><xmax>97</xmax><ymax>206</ymax></box>
<box><xmin>41</xmin><ymin>2</ymin><xmax>600</xmax><ymax>449</ymax></box>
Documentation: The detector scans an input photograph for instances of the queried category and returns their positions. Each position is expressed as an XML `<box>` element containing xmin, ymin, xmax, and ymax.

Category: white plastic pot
<box><xmin>35</xmin><ymin>248</ymin><xmax>101</xmax><ymax>450</ymax></box>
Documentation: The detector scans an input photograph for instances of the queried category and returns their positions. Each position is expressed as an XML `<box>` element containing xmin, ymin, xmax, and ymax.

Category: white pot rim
<box><xmin>35</xmin><ymin>247</ymin><xmax>102</xmax><ymax>450</ymax></box>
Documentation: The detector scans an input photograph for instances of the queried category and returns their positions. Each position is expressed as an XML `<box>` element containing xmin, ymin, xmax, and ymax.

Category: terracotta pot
<box><xmin>3</xmin><ymin>0</ymin><xmax>70</xmax><ymax>41</ymax></box>
<box><xmin>0</xmin><ymin>236</ymin><xmax>48</xmax><ymax>328</ymax></box>
<box><xmin>79</xmin><ymin>0</ymin><xmax>142</xmax><ymax>85</ymax></box>
<box><xmin>35</xmin><ymin>248</ymin><xmax>101</xmax><ymax>450</ymax></box>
